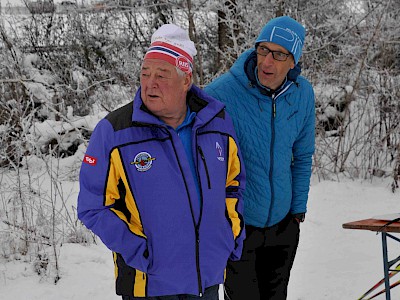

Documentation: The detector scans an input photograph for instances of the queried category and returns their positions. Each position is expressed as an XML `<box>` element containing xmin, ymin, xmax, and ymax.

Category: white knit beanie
<box><xmin>144</xmin><ymin>24</ymin><xmax>197</xmax><ymax>74</ymax></box>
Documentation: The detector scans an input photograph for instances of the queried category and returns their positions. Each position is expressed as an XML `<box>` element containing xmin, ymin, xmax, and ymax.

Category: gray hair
<box><xmin>175</xmin><ymin>67</ymin><xmax>193</xmax><ymax>88</ymax></box>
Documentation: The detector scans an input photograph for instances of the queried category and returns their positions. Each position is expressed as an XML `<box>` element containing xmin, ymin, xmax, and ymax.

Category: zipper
<box><xmin>265</xmin><ymin>85</ymin><xmax>292</xmax><ymax>225</ymax></box>
<box><xmin>195</xmin><ymin>225</ymin><xmax>203</xmax><ymax>296</ymax></box>
<box><xmin>195</xmin><ymin>141</ymin><xmax>205</xmax><ymax>296</ymax></box>
<box><xmin>197</xmin><ymin>146</ymin><xmax>211</xmax><ymax>189</ymax></box>
<box><xmin>267</xmin><ymin>94</ymin><xmax>276</xmax><ymax>225</ymax></box>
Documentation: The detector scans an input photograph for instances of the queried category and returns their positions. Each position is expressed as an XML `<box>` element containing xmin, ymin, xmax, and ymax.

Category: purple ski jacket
<box><xmin>77</xmin><ymin>85</ymin><xmax>246</xmax><ymax>297</ymax></box>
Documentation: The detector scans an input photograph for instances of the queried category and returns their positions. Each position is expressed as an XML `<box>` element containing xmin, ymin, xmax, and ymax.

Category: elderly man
<box><xmin>205</xmin><ymin>16</ymin><xmax>315</xmax><ymax>300</ymax></box>
<box><xmin>77</xmin><ymin>24</ymin><xmax>246</xmax><ymax>300</ymax></box>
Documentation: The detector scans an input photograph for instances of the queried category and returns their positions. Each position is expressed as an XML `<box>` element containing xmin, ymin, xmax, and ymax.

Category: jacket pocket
<box><xmin>198</xmin><ymin>145</ymin><xmax>211</xmax><ymax>189</ymax></box>
<box><xmin>114</xmin><ymin>252</ymin><xmax>148</xmax><ymax>297</ymax></box>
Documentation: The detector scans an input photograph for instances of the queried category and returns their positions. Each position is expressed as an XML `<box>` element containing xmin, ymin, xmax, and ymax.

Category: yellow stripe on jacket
<box><xmin>108</xmin><ymin>148</ymin><xmax>147</xmax><ymax>297</ymax></box>
<box><xmin>226</xmin><ymin>136</ymin><xmax>242</xmax><ymax>239</ymax></box>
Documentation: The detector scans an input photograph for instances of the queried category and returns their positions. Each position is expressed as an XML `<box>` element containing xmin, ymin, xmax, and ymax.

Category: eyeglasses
<box><xmin>256</xmin><ymin>45</ymin><xmax>291</xmax><ymax>62</ymax></box>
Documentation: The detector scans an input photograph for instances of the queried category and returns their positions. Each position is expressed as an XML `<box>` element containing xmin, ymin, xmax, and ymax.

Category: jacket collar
<box><xmin>132</xmin><ymin>85</ymin><xmax>225</xmax><ymax>127</ymax></box>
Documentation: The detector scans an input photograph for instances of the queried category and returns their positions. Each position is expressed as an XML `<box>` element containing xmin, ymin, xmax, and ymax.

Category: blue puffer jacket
<box><xmin>78</xmin><ymin>85</ymin><xmax>245</xmax><ymax>297</ymax></box>
<box><xmin>205</xmin><ymin>49</ymin><xmax>315</xmax><ymax>227</ymax></box>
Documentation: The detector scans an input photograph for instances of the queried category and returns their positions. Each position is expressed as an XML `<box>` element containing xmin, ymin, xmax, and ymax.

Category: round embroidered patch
<box><xmin>131</xmin><ymin>152</ymin><xmax>156</xmax><ymax>172</ymax></box>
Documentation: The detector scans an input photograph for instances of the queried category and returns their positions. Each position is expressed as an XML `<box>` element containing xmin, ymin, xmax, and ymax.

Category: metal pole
<box><xmin>382</xmin><ymin>232</ymin><xmax>391</xmax><ymax>300</ymax></box>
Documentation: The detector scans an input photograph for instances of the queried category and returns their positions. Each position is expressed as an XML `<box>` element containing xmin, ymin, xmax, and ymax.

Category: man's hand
<box><xmin>292</xmin><ymin>213</ymin><xmax>305</xmax><ymax>223</ymax></box>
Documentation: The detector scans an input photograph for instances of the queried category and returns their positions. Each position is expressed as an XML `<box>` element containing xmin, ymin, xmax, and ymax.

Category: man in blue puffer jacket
<box><xmin>205</xmin><ymin>16</ymin><xmax>315</xmax><ymax>300</ymax></box>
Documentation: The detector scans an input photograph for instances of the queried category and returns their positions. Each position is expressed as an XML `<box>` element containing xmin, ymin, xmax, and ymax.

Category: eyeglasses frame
<box><xmin>256</xmin><ymin>45</ymin><xmax>291</xmax><ymax>62</ymax></box>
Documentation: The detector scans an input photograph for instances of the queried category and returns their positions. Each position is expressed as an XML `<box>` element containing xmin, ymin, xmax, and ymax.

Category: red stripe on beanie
<box><xmin>151</xmin><ymin>41</ymin><xmax>193</xmax><ymax>63</ymax></box>
<box><xmin>144</xmin><ymin>41</ymin><xmax>193</xmax><ymax>74</ymax></box>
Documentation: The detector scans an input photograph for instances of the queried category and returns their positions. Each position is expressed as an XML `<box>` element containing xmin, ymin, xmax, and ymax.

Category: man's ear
<box><xmin>184</xmin><ymin>74</ymin><xmax>192</xmax><ymax>90</ymax></box>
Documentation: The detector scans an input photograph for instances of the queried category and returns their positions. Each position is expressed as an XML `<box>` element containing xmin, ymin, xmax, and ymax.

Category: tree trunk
<box><xmin>217</xmin><ymin>0</ymin><xmax>239</xmax><ymax>72</ymax></box>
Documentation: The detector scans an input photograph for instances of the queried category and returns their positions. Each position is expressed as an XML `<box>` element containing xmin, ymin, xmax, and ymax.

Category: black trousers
<box><xmin>224</xmin><ymin>213</ymin><xmax>300</xmax><ymax>300</ymax></box>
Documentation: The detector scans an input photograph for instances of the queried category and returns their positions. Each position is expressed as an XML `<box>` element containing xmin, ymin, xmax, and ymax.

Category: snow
<box><xmin>288</xmin><ymin>177</ymin><xmax>400</xmax><ymax>299</ymax></box>
<box><xmin>0</xmin><ymin>244</ymin><xmax>116</xmax><ymax>300</ymax></box>
<box><xmin>1</xmin><ymin>174</ymin><xmax>399</xmax><ymax>299</ymax></box>
<box><xmin>0</xmin><ymin>54</ymin><xmax>399</xmax><ymax>299</ymax></box>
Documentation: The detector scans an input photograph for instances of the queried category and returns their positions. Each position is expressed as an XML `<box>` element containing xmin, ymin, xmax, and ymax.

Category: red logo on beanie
<box><xmin>176</xmin><ymin>56</ymin><xmax>191</xmax><ymax>73</ymax></box>
<box><xmin>83</xmin><ymin>154</ymin><xmax>97</xmax><ymax>166</ymax></box>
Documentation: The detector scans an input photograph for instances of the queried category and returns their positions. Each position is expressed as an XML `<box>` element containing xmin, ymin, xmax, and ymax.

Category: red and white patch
<box><xmin>83</xmin><ymin>154</ymin><xmax>97</xmax><ymax>166</ymax></box>
<box><xmin>176</xmin><ymin>56</ymin><xmax>191</xmax><ymax>73</ymax></box>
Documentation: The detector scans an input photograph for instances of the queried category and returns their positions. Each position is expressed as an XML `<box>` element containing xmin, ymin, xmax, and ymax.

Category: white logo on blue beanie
<box><xmin>256</xmin><ymin>16</ymin><xmax>305</xmax><ymax>64</ymax></box>
<box><xmin>270</xmin><ymin>26</ymin><xmax>303</xmax><ymax>59</ymax></box>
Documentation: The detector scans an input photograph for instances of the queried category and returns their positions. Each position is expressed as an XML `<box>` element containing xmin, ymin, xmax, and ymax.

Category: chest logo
<box><xmin>216</xmin><ymin>142</ymin><xmax>225</xmax><ymax>161</ymax></box>
<box><xmin>131</xmin><ymin>152</ymin><xmax>156</xmax><ymax>172</ymax></box>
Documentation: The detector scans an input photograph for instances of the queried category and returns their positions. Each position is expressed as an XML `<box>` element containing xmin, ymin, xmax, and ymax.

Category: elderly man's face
<box><xmin>256</xmin><ymin>42</ymin><xmax>295</xmax><ymax>90</ymax></box>
<box><xmin>140</xmin><ymin>59</ymin><xmax>191</xmax><ymax>127</ymax></box>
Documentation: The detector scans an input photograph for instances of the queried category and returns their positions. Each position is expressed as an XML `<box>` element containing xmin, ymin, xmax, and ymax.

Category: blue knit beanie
<box><xmin>255</xmin><ymin>16</ymin><xmax>305</xmax><ymax>64</ymax></box>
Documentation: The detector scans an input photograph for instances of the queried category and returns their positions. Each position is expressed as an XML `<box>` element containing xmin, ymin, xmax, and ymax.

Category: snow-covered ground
<box><xmin>288</xmin><ymin>177</ymin><xmax>400</xmax><ymax>300</ymax></box>
<box><xmin>0</xmin><ymin>176</ymin><xmax>399</xmax><ymax>300</ymax></box>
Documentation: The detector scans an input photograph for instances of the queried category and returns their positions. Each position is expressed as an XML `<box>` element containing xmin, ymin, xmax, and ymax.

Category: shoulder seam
<box><xmin>105</xmin><ymin>101</ymin><xmax>134</xmax><ymax>132</ymax></box>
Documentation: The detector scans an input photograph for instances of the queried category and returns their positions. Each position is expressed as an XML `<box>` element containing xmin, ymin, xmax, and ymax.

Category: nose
<box><xmin>144</xmin><ymin>74</ymin><xmax>157</xmax><ymax>88</ymax></box>
<box><xmin>261</xmin><ymin>52</ymin><xmax>275</xmax><ymax>66</ymax></box>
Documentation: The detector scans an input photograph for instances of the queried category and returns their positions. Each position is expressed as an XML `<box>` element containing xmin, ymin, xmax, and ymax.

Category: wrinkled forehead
<box><xmin>141</xmin><ymin>58</ymin><xmax>176</xmax><ymax>73</ymax></box>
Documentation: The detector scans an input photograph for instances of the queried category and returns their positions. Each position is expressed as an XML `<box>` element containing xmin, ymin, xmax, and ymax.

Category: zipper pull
<box><xmin>271</xmin><ymin>94</ymin><xmax>276</xmax><ymax>118</ymax></box>
<box><xmin>272</xmin><ymin>94</ymin><xmax>276</xmax><ymax>118</ymax></box>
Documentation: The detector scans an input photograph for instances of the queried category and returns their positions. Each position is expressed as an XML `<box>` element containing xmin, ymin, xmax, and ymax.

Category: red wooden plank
<box><xmin>342</xmin><ymin>218</ymin><xmax>400</xmax><ymax>233</ymax></box>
